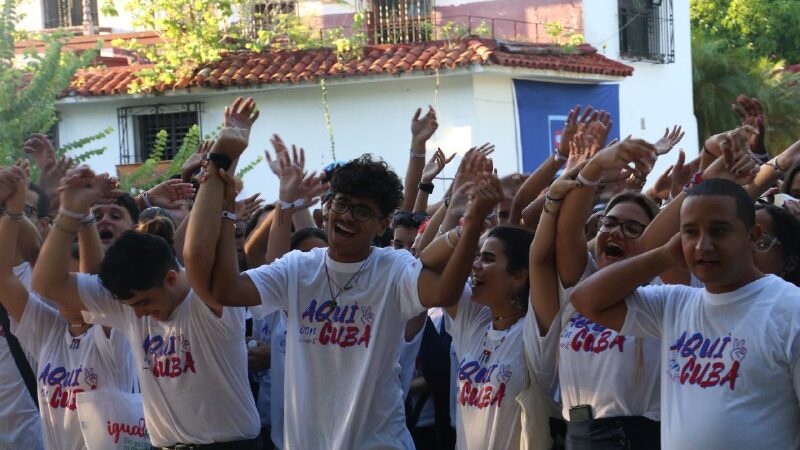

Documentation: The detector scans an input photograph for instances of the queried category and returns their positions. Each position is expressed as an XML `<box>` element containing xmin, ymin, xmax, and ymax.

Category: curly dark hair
<box><xmin>330</xmin><ymin>154</ymin><xmax>403</xmax><ymax>217</ymax></box>
<box><xmin>783</xmin><ymin>162</ymin><xmax>800</xmax><ymax>196</ymax></box>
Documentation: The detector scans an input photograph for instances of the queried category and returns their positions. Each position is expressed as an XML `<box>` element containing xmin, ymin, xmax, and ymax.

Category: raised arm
<box><xmin>420</xmin><ymin>174</ymin><xmax>502</xmax><ymax>315</ymax></box>
<box><xmin>184</xmin><ymin>97</ymin><xmax>259</xmax><ymax>303</ymax></box>
<box><xmin>413</xmin><ymin>148</ymin><xmax>454</xmax><ymax>214</ymax></box>
<box><xmin>0</xmin><ymin>164</ymin><xmax>34</xmax><ymax>322</ymax></box>
<box><xmin>32</xmin><ymin>167</ymin><xmax>120</xmax><ymax>311</ymax></box>
<box><xmin>401</xmin><ymin>106</ymin><xmax>438</xmax><ymax>212</ymax></box>
<box><xmin>530</xmin><ymin>163</ymin><xmax>584</xmax><ymax>335</ymax></box>
<box><xmin>243</xmin><ymin>208</ymin><xmax>275</xmax><ymax>268</ymax></box>
<box><xmin>557</xmin><ymin>135</ymin><xmax>657</xmax><ymax>287</ymax></box>
<box><xmin>571</xmin><ymin>235</ymin><xmax>681</xmax><ymax>331</ymax></box>
<box><xmin>265</xmin><ymin>146</ymin><xmax>326</xmax><ymax>264</ymax></box>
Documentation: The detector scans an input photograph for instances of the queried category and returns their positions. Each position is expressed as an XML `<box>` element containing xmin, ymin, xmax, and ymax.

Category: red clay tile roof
<box><xmin>66</xmin><ymin>38</ymin><xmax>633</xmax><ymax>97</ymax></box>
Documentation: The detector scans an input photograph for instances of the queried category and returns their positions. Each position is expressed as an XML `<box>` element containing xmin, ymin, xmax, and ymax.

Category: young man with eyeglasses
<box><xmin>184</xmin><ymin>97</ymin><xmax>462</xmax><ymax>450</ymax></box>
<box><xmin>571</xmin><ymin>178</ymin><xmax>800</xmax><ymax>449</ymax></box>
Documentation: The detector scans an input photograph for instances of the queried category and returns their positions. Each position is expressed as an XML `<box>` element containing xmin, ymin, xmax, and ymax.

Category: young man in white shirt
<box><xmin>184</xmin><ymin>97</ymin><xmax>462</xmax><ymax>449</ymax></box>
<box><xmin>0</xmin><ymin>163</ymin><xmax>136</xmax><ymax>450</ymax></box>
<box><xmin>31</xmin><ymin>164</ymin><xmax>261</xmax><ymax>449</ymax></box>
<box><xmin>571</xmin><ymin>178</ymin><xmax>800</xmax><ymax>450</ymax></box>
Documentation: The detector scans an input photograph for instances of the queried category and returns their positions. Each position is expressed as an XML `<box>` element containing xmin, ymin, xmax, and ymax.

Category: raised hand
<box><xmin>704</xmin><ymin>143</ymin><xmax>759</xmax><ymax>185</ymax></box>
<box><xmin>466</xmin><ymin>174</ymin><xmax>503</xmax><ymax>221</ymax></box>
<box><xmin>236</xmin><ymin>193</ymin><xmax>264</xmax><ymax>221</ymax></box>
<box><xmin>266</xmin><ymin>134</ymin><xmax>290</xmax><ymax>176</ymax></box>
<box><xmin>182</xmin><ymin>140</ymin><xmax>213</xmax><ymax>182</ymax></box>
<box><xmin>653</xmin><ymin>125</ymin><xmax>685</xmax><ymax>155</ymax></box>
<box><xmin>411</xmin><ymin>106</ymin><xmax>438</xmax><ymax>147</ymax></box>
<box><xmin>648</xmin><ymin>164</ymin><xmax>673</xmax><ymax>202</ymax></box>
<box><xmin>58</xmin><ymin>166</ymin><xmax>97</xmax><ymax>214</ymax></box>
<box><xmin>146</xmin><ymin>179</ymin><xmax>196</xmax><ymax>209</ymax></box>
<box><xmin>216</xmin><ymin>97</ymin><xmax>260</xmax><ymax>160</ymax></box>
<box><xmin>4</xmin><ymin>161</ymin><xmax>30</xmax><ymax>213</ymax></box>
<box><xmin>549</xmin><ymin>161</ymin><xmax>587</xmax><ymax>200</ymax></box>
<box><xmin>670</xmin><ymin>151</ymin><xmax>701</xmax><ymax>198</ymax></box>
<box><xmin>23</xmin><ymin>134</ymin><xmax>56</xmax><ymax>170</ymax></box>
<box><xmin>582</xmin><ymin>137</ymin><xmax>658</xmax><ymax>184</ymax></box>
<box><xmin>421</xmin><ymin>148</ymin><xmax>455</xmax><ymax>184</ymax></box>
<box><xmin>731</xmin><ymin>94</ymin><xmax>766</xmax><ymax>155</ymax></box>
<box><xmin>453</xmin><ymin>143</ymin><xmax>495</xmax><ymax>191</ymax></box>
<box><xmin>559</xmin><ymin>105</ymin><xmax>582</xmax><ymax>157</ymax></box>
<box><xmin>565</xmin><ymin>131</ymin><xmax>600</xmax><ymax>171</ymax></box>
<box><xmin>0</xmin><ymin>168</ymin><xmax>17</xmax><ymax>205</ymax></box>
<box><xmin>583</xmin><ymin>109</ymin><xmax>612</xmax><ymax>150</ymax></box>
<box><xmin>275</xmin><ymin>144</ymin><xmax>327</xmax><ymax>206</ymax></box>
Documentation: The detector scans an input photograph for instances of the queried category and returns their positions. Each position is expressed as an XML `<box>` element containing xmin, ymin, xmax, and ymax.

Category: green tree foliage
<box><xmin>0</xmin><ymin>0</ymin><xmax>98</xmax><ymax>165</ymax></box>
<box><xmin>120</xmin><ymin>125</ymin><xmax>203</xmax><ymax>192</ymax></box>
<box><xmin>690</xmin><ymin>0</ymin><xmax>800</xmax><ymax>63</ymax></box>
<box><xmin>692</xmin><ymin>35</ymin><xmax>800</xmax><ymax>154</ymax></box>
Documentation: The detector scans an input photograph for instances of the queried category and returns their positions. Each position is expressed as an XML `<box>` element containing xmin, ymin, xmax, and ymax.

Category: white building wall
<box><xmin>17</xmin><ymin>0</ymin><xmax>43</xmax><ymax>31</ymax></box>
<box><xmin>582</xmin><ymin>0</ymin><xmax>697</xmax><ymax>183</ymax></box>
<box><xmin>58</xmin><ymin>73</ymin><xmax>486</xmax><ymax>201</ymax></box>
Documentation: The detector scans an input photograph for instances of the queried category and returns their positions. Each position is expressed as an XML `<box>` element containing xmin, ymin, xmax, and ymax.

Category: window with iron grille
<box><xmin>618</xmin><ymin>0</ymin><xmax>674</xmax><ymax>63</ymax></box>
<box><xmin>253</xmin><ymin>1</ymin><xmax>297</xmax><ymax>30</ymax></box>
<box><xmin>42</xmin><ymin>0</ymin><xmax>98</xmax><ymax>29</ymax></box>
<box><xmin>117</xmin><ymin>103</ymin><xmax>202</xmax><ymax>164</ymax></box>
<box><xmin>368</xmin><ymin>0</ymin><xmax>433</xmax><ymax>45</ymax></box>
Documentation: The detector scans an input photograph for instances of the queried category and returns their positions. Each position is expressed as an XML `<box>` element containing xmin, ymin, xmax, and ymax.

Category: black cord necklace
<box><xmin>324</xmin><ymin>250</ymin><xmax>372</xmax><ymax>308</ymax></box>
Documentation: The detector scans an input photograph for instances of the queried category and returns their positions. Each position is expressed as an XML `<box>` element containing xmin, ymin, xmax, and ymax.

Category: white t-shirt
<box><xmin>76</xmin><ymin>273</ymin><xmax>260</xmax><ymax>447</ymax></box>
<box><xmin>11</xmin><ymin>293</ymin><xmax>135</xmax><ymax>450</ymax></box>
<box><xmin>269</xmin><ymin>311</ymin><xmax>287</xmax><ymax>450</ymax></box>
<box><xmin>399</xmin><ymin>315</ymin><xmax>425</xmax><ymax>401</ymax></box>
<box><xmin>245</xmin><ymin>247</ymin><xmax>425</xmax><ymax>450</ymax></box>
<box><xmin>0</xmin><ymin>262</ymin><xmax>44</xmax><ymax>450</ymax></box>
<box><xmin>622</xmin><ymin>275</ymin><xmax>800</xmax><ymax>450</ymax></box>
<box><xmin>548</xmin><ymin>254</ymin><xmax>661</xmax><ymax>420</ymax></box>
<box><xmin>252</xmin><ymin>312</ymin><xmax>284</xmax><ymax>428</ymax></box>
<box><xmin>449</xmin><ymin>286</ymin><xmax>526</xmax><ymax>450</ymax></box>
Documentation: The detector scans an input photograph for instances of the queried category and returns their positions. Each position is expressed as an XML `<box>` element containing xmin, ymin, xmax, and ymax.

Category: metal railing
<box><xmin>303</xmin><ymin>14</ymin><xmax>581</xmax><ymax>47</ymax></box>
<box><xmin>618</xmin><ymin>0</ymin><xmax>674</xmax><ymax>63</ymax></box>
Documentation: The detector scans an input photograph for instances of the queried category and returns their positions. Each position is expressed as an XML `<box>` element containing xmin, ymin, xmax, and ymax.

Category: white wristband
<box><xmin>277</xmin><ymin>199</ymin><xmax>305</xmax><ymax>210</ymax></box>
<box><xmin>59</xmin><ymin>208</ymin><xmax>87</xmax><ymax>220</ymax></box>
<box><xmin>410</xmin><ymin>150</ymin><xmax>426</xmax><ymax>159</ymax></box>
<box><xmin>222</xmin><ymin>211</ymin><xmax>236</xmax><ymax>221</ymax></box>
<box><xmin>577</xmin><ymin>171</ymin><xmax>600</xmax><ymax>188</ymax></box>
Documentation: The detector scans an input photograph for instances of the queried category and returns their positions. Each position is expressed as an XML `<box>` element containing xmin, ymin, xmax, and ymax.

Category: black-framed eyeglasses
<box><xmin>329</xmin><ymin>197</ymin><xmax>380</xmax><ymax>222</ymax></box>
<box><xmin>755</xmin><ymin>232</ymin><xmax>781</xmax><ymax>253</ymax></box>
<box><xmin>24</xmin><ymin>204</ymin><xmax>37</xmax><ymax>219</ymax></box>
<box><xmin>597</xmin><ymin>215</ymin><xmax>646</xmax><ymax>239</ymax></box>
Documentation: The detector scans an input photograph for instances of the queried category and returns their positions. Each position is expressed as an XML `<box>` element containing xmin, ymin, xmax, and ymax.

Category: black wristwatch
<box><xmin>206</xmin><ymin>153</ymin><xmax>232</xmax><ymax>171</ymax></box>
<box><xmin>418</xmin><ymin>182</ymin><xmax>434</xmax><ymax>194</ymax></box>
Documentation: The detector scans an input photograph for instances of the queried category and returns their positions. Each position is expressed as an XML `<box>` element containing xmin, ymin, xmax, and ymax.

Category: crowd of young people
<box><xmin>0</xmin><ymin>94</ymin><xmax>799</xmax><ymax>450</ymax></box>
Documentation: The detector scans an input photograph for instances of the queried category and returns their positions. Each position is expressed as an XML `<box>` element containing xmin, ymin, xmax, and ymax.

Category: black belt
<box><xmin>154</xmin><ymin>436</ymin><xmax>262</xmax><ymax>450</ymax></box>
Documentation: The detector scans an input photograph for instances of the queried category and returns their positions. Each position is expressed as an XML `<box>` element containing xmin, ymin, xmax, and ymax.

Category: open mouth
<box><xmin>470</xmin><ymin>275</ymin><xmax>485</xmax><ymax>288</ymax></box>
<box><xmin>603</xmin><ymin>242</ymin><xmax>625</xmax><ymax>259</ymax></box>
<box><xmin>98</xmin><ymin>230</ymin><xmax>114</xmax><ymax>241</ymax></box>
<box><xmin>333</xmin><ymin>223</ymin><xmax>355</xmax><ymax>238</ymax></box>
